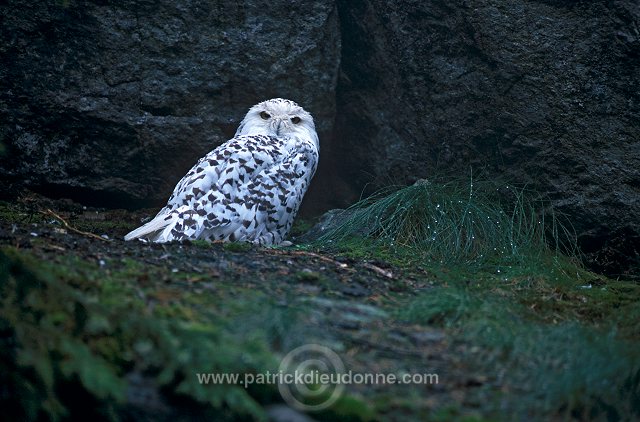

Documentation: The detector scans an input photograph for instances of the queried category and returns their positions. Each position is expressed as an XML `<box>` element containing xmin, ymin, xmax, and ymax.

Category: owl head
<box><xmin>235</xmin><ymin>98</ymin><xmax>319</xmax><ymax>150</ymax></box>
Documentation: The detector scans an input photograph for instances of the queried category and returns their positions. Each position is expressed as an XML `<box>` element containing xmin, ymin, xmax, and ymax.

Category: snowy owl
<box><xmin>124</xmin><ymin>98</ymin><xmax>319</xmax><ymax>246</ymax></box>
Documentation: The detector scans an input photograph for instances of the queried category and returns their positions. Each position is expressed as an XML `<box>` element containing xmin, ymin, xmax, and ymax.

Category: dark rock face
<box><xmin>1</xmin><ymin>0</ymin><xmax>638</xmax><ymax>275</ymax></box>
<box><xmin>0</xmin><ymin>0</ymin><xmax>340</xmax><ymax>207</ymax></box>
<box><xmin>333</xmin><ymin>1</ymin><xmax>640</xmax><ymax>275</ymax></box>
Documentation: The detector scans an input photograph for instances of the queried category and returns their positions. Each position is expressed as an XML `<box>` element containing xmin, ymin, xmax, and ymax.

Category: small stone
<box><xmin>266</xmin><ymin>404</ymin><xmax>317</xmax><ymax>422</ymax></box>
<box><xmin>340</xmin><ymin>282</ymin><xmax>370</xmax><ymax>297</ymax></box>
<box><xmin>411</xmin><ymin>330</ymin><xmax>446</xmax><ymax>345</ymax></box>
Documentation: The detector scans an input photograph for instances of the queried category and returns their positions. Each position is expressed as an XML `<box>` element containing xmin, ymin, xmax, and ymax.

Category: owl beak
<box><xmin>275</xmin><ymin>118</ymin><xmax>283</xmax><ymax>136</ymax></box>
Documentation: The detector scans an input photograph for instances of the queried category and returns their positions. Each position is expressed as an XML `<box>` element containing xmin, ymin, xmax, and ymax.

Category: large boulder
<box><xmin>1</xmin><ymin>0</ymin><xmax>638</xmax><ymax>275</ymax></box>
<box><xmin>0</xmin><ymin>0</ymin><xmax>340</xmax><ymax>207</ymax></box>
<box><xmin>332</xmin><ymin>0</ymin><xmax>640</xmax><ymax>275</ymax></box>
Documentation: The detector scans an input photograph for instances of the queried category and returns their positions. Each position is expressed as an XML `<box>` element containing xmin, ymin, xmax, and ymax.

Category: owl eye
<box><xmin>291</xmin><ymin>116</ymin><xmax>301</xmax><ymax>124</ymax></box>
<box><xmin>260</xmin><ymin>111</ymin><xmax>271</xmax><ymax>120</ymax></box>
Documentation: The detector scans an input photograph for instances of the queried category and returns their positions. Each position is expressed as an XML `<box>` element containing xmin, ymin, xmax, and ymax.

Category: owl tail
<box><xmin>124</xmin><ymin>211</ymin><xmax>177</xmax><ymax>241</ymax></box>
<box><xmin>124</xmin><ymin>206</ymin><xmax>204</xmax><ymax>242</ymax></box>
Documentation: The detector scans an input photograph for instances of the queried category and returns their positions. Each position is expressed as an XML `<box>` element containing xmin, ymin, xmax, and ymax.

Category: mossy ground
<box><xmin>1</xmin><ymin>196</ymin><xmax>638</xmax><ymax>421</ymax></box>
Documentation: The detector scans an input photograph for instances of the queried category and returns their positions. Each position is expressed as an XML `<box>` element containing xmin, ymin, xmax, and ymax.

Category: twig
<box><xmin>363</xmin><ymin>262</ymin><xmax>394</xmax><ymax>279</ymax></box>
<box><xmin>349</xmin><ymin>336</ymin><xmax>429</xmax><ymax>358</ymax></box>
<box><xmin>41</xmin><ymin>209</ymin><xmax>111</xmax><ymax>242</ymax></box>
<box><xmin>263</xmin><ymin>249</ymin><xmax>350</xmax><ymax>269</ymax></box>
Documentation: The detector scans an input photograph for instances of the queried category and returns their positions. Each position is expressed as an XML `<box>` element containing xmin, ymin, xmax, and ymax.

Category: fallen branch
<box><xmin>263</xmin><ymin>249</ymin><xmax>350</xmax><ymax>269</ymax></box>
<box><xmin>363</xmin><ymin>262</ymin><xmax>394</xmax><ymax>279</ymax></box>
<box><xmin>349</xmin><ymin>336</ymin><xmax>430</xmax><ymax>358</ymax></box>
<box><xmin>41</xmin><ymin>209</ymin><xmax>111</xmax><ymax>242</ymax></box>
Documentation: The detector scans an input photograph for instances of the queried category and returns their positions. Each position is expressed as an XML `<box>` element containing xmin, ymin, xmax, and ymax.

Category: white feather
<box><xmin>124</xmin><ymin>212</ymin><xmax>174</xmax><ymax>241</ymax></box>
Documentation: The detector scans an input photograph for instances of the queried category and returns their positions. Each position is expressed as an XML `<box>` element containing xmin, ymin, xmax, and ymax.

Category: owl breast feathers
<box><xmin>124</xmin><ymin>98</ymin><xmax>319</xmax><ymax>246</ymax></box>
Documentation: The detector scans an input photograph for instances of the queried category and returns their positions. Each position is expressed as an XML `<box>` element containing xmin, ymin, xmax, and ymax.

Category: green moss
<box><xmin>394</xmin><ymin>261</ymin><xmax>640</xmax><ymax>420</ymax></box>
<box><xmin>314</xmin><ymin>395</ymin><xmax>376</xmax><ymax>421</ymax></box>
<box><xmin>294</xmin><ymin>269</ymin><xmax>322</xmax><ymax>282</ymax></box>
<box><xmin>223</xmin><ymin>242</ymin><xmax>253</xmax><ymax>252</ymax></box>
<box><xmin>190</xmin><ymin>239</ymin><xmax>213</xmax><ymax>249</ymax></box>
<box><xmin>289</xmin><ymin>217</ymin><xmax>317</xmax><ymax>237</ymax></box>
<box><xmin>429</xmin><ymin>406</ymin><xmax>490</xmax><ymax>422</ymax></box>
<box><xmin>0</xmin><ymin>247</ymin><xmax>278</xmax><ymax>421</ymax></box>
<box><xmin>313</xmin><ymin>237</ymin><xmax>415</xmax><ymax>268</ymax></box>
<box><xmin>0</xmin><ymin>202</ymin><xmax>44</xmax><ymax>225</ymax></box>
<box><xmin>0</xmin><ymin>243</ymin><xmax>379</xmax><ymax>421</ymax></box>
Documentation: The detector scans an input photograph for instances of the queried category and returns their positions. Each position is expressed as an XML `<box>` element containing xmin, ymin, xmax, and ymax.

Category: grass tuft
<box><xmin>307</xmin><ymin>176</ymin><xmax>640</xmax><ymax>419</ymax></box>
<box><xmin>313</xmin><ymin>177</ymin><xmax>577</xmax><ymax>268</ymax></box>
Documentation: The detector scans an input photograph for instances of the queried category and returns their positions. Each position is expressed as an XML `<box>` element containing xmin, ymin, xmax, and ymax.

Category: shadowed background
<box><xmin>1</xmin><ymin>0</ymin><xmax>638</xmax><ymax>275</ymax></box>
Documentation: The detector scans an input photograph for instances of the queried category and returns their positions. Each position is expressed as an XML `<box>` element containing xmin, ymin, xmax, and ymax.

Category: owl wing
<box><xmin>160</xmin><ymin>135</ymin><xmax>280</xmax><ymax>214</ymax></box>
<box><xmin>210</xmin><ymin>140</ymin><xmax>319</xmax><ymax>244</ymax></box>
<box><xmin>124</xmin><ymin>134</ymin><xmax>316</xmax><ymax>243</ymax></box>
<box><xmin>124</xmin><ymin>135</ymin><xmax>281</xmax><ymax>241</ymax></box>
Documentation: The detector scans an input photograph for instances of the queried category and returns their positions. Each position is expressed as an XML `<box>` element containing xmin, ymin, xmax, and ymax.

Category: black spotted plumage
<box><xmin>125</xmin><ymin>99</ymin><xmax>319</xmax><ymax>246</ymax></box>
